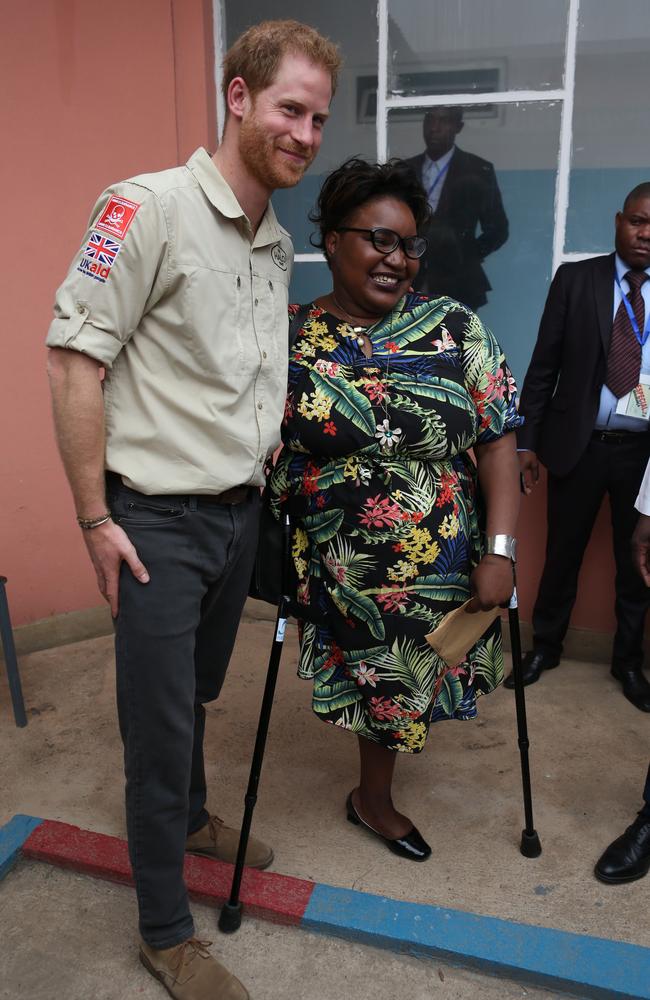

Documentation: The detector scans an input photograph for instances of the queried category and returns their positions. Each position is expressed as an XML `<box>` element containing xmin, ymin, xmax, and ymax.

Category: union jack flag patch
<box><xmin>83</xmin><ymin>231</ymin><xmax>121</xmax><ymax>266</ymax></box>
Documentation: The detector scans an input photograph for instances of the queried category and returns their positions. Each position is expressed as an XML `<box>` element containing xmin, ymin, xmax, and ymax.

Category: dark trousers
<box><xmin>532</xmin><ymin>434</ymin><xmax>650</xmax><ymax>669</ymax></box>
<box><xmin>107</xmin><ymin>475</ymin><xmax>260</xmax><ymax>948</ymax></box>
<box><xmin>642</xmin><ymin>764</ymin><xmax>650</xmax><ymax>820</ymax></box>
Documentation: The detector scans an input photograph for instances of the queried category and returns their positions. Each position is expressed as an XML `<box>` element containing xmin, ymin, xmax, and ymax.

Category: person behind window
<box><xmin>269</xmin><ymin>157</ymin><xmax>520</xmax><ymax>860</ymax></box>
<box><xmin>404</xmin><ymin>106</ymin><xmax>508</xmax><ymax>310</ymax></box>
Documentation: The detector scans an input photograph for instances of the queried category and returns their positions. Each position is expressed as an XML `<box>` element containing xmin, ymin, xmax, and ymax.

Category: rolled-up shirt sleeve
<box><xmin>635</xmin><ymin>458</ymin><xmax>650</xmax><ymax>515</ymax></box>
<box><xmin>46</xmin><ymin>183</ymin><xmax>169</xmax><ymax>368</ymax></box>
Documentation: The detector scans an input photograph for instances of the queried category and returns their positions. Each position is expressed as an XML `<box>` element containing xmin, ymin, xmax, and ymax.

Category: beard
<box><xmin>238</xmin><ymin>111</ymin><xmax>313</xmax><ymax>191</ymax></box>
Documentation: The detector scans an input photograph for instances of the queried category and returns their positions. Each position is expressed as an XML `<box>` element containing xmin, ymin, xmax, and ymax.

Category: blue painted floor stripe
<box><xmin>0</xmin><ymin>814</ymin><xmax>42</xmax><ymax>881</ymax></box>
<box><xmin>3</xmin><ymin>813</ymin><xmax>649</xmax><ymax>998</ymax></box>
<box><xmin>304</xmin><ymin>883</ymin><xmax>650</xmax><ymax>1000</ymax></box>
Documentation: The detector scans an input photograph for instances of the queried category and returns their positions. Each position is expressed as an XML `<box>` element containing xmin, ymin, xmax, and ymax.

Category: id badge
<box><xmin>615</xmin><ymin>373</ymin><xmax>650</xmax><ymax>422</ymax></box>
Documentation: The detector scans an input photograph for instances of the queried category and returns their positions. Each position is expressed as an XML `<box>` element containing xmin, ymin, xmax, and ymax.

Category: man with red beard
<box><xmin>46</xmin><ymin>21</ymin><xmax>339</xmax><ymax>1000</ymax></box>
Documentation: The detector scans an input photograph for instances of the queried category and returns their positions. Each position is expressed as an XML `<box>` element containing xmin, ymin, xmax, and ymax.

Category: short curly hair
<box><xmin>222</xmin><ymin>20</ymin><xmax>341</xmax><ymax>100</ymax></box>
<box><xmin>310</xmin><ymin>157</ymin><xmax>431</xmax><ymax>257</ymax></box>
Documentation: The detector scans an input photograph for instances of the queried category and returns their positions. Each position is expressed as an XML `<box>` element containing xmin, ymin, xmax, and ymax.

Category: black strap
<box><xmin>288</xmin><ymin>303</ymin><xmax>312</xmax><ymax>352</ymax></box>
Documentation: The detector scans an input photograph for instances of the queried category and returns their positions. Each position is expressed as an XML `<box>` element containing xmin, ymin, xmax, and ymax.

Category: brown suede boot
<box><xmin>185</xmin><ymin>815</ymin><xmax>273</xmax><ymax>870</ymax></box>
<box><xmin>140</xmin><ymin>938</ymin><xmax>249</xmax><ymax>1000</ymax></box>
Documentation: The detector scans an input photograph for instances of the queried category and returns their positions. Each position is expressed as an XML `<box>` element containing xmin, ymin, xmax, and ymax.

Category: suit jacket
<box><xmin>404</xmin><ymin>148</ymin><xmax>508</xmax><ymax>309</ymax></box>
<box><xmin>516</xmin><ymin>253</ymin><xmax>618</xmax><ymax>477</ymax></box>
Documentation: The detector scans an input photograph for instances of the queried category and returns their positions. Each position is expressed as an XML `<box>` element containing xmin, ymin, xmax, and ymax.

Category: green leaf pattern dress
<box><xmin>270</xmin><ymin>293</ymin><xmax>522</xmax><ymax>753</ymax></box>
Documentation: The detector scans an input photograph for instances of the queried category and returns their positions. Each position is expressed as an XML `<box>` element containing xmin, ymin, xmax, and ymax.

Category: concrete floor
<box><xmin>1</xmin><ymin>614</ymin><xmax>649</xmax><ymax>997</ymax></box>
<box><xmin>2</xmin><ymin>862</ymin><xmax>564</xmax><ymax>1000</ymax></box>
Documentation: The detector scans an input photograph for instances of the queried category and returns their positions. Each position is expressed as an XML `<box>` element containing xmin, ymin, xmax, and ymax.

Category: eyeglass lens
<box><xmin>371</xmin><ymin>228</ymin><xmax>427</xmax><ymax>259</ymax></box>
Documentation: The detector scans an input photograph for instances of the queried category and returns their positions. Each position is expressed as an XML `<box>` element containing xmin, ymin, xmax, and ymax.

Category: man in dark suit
<box><xmin>404</xmin><ymin>106</ymin><xmax>508</xmax><ymax>309</ymax></box>
<box><xmin>594</xmin><ymin>475</ymin><xmax>650</xmax><ymax>882</ymax></box>
<box><xmin>504</xmin><ymin>183</ymin><xmax>650</xmax><ymax>711</ymax></box>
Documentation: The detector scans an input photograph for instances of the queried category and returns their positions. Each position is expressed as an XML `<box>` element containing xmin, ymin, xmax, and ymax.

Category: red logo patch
<box><xmin>95</xmin><ymin>196</ymin><xmax>140</xmax><ymax>239</ymax></box>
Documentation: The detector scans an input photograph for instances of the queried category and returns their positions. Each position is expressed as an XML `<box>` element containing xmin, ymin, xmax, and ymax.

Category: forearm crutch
<box><xmin>0</xmin><ymin>576</ymin><xmax>27</xmax><ymax>728</ymax></box>
<box><xmin>508</xmin><ymin>576</ymin><xmax>542</xmax><ymax>857</ymax></box>
<box><xmin>219</xmin><ymin>513</ymin><xmax>291</xmax><ymax>934</ymax></box>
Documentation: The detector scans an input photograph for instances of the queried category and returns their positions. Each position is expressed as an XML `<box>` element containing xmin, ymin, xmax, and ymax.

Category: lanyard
<box><xmin>426</xmin><ymin>160</ymin><xmax>451</xmax><ymax>203</ymax></box>
<box><xmin>615</xmin><ymin>272</ymin><xmax>650</xmax><ymax>347</ymax></box>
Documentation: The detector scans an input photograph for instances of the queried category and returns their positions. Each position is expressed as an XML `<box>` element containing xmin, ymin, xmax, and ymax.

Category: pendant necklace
<box><xmin>330</xmin><ymin>293</ymin><xmax>375</xmax><ymax>347</ymax></box>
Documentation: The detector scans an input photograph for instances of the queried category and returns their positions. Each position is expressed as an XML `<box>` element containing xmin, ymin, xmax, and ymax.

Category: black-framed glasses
<box><xmin>335</xmin><ymin>227</ymin><xmax>428</xmax><ymax>260</ymax></box>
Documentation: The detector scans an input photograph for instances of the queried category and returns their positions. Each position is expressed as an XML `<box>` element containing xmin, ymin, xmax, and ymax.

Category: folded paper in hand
<box><xmin>425</xmin><ymin>599</ymin><xmax>500</xmax><ymax>667</ymax></box>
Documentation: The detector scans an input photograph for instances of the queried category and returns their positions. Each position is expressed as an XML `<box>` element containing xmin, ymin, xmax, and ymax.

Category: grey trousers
<box><xmin>107</xmin><ymin>474</ymin><xmax>260</xmax><ymax>948</ymax></box>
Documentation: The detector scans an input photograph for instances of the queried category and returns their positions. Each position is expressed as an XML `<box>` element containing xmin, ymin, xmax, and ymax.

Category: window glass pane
<box><xmin>566</xmin><ymin>1</ymin><xmax>650</xmax><ymax>253</ymax></box>
<box><xmin>389</xmin><ymin>101</ymin><xmax>562</xmax><ymax>383</ymax></box>
<box><xmin>224</xmin><ymin>0</ymin><xmax>377</xmax><ymax>252</ymax></box>
<box><xmin>387</xmin><ymin>0</ymin><xmax>568</xmax><ymax>97</ymax></box>
<box><xmin>289</xmin><ymin>261</ymin><xmax>331</xmax><ymax>306</ymax></box>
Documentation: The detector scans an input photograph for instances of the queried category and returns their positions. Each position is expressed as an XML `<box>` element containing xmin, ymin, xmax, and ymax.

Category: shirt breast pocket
<box><xmin>184</xmin><ymin>268</ymin><xmax>250</xmax><ymax>377</ymax></box>
<box><xmin>253</xmin><ymin>268</ymin><xmax>290</xmax><ymax>369</ymax></box>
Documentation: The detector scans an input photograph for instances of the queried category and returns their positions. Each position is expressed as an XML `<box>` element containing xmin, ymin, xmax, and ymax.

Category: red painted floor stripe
<box><xmin>22</xmin><ymin>819</ymin><xmax>314</xmax><ymax>926</ymax></box>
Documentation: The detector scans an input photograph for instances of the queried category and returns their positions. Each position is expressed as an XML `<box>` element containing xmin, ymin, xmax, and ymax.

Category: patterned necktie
<box><xmin>606</xmin><ymin>270</ymin><xmax>647</xmax><ymax>398</ymax></box>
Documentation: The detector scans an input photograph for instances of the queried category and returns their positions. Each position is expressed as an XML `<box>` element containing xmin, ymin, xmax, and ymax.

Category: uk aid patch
<box><xmin>77</xmin><ymin>231</ymin><xmax>121</xmax><ymax>283</ymax></box>
<box><xmin>94</xmin><ymin>195</ymin><xmax>140</xmax><ymax>239</ymax></box>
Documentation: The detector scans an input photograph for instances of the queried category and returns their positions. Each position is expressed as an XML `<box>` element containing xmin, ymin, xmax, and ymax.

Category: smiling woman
<box><xmin>309</xmin><ymin>158</ymin><xmax>429</xmax><ymax>343</ymax></box>
<box><xmin>269</xmin><ymin>157</ymin><xmax>523</xmax><ymax>861</ymax></box>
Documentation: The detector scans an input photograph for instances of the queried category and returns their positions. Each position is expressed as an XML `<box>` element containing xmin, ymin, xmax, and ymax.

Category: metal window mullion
<box><xmin>377</xmin><ymin>0</ymin><xmax>388</xmax><ymax>161</ymax></box>
<box><xmin>295</xmin><ymin>253</ymin><xmax>326</xmax><ymax>263</ymax></box>
<box><xmin>560</xmin><ymin>251</ymin><xmax>597</xmax><ymax>263</ymax></box>
<box><xmin>213</xmin><ymin>0</ymin><xmax>227</xmax><ymax>142</ymax></box>
<box><xmin>386</xmin><ymin>89</ymin><xmax>565</xmax><ymax>111</ymax></box>
<box><xmin>552</xmin><ymin>0</ymin><xmax>580</xmax><ymax>274</ymax></box>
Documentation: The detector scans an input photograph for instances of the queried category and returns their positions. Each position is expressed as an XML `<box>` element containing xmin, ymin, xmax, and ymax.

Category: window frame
<box><xmin>213</xmin><ymin>0</ymin><xmax>585</xmax><ymax>270</ymax></box>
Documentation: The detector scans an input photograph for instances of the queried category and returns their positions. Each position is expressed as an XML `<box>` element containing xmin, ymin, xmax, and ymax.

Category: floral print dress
<box><xmin>269</xmin><ymin>293</ymin><xmax>522</xmax><ymax>753</ymax></box>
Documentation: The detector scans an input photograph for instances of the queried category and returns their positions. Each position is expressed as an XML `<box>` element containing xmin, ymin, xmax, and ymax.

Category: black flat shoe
<box><xmin>503</xmin><ymin>650</ymin><xmax>560</xmax><ymax>689</ymax></box>
<box><xmin>345</xmin><ymin>792</ymin><xmax>431</xmax><ymax>862</ymax></box>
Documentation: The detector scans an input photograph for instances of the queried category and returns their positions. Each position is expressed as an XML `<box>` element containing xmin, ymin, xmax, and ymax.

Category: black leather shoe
<box><xmin>503</xmin><ymin>650</ymin><xmax>560</xmax><ymax>689</ymax></box>
<box><xmin>594</xmin><ymin>815</ymin><xmax>650</xmax><ymax>884</ymax></box>
<box><xmin>345</xmin><ymin>793</ymin><xmax>431</xmax><ymax>861</ymax></box>
<box><xmin>610</xmin><ymin>666</ymin><xmax>650</xmax><ymax>712</ymax></box>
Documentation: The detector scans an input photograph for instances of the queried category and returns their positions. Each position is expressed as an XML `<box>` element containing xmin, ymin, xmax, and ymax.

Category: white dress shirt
<box><xmin>421</xmin><ymin>147</ymin><xmax>455</xmax><ymax>213</ymax></box>
<box><xmin>636</xmin><ymin>458</ymin><xmax>650</xmax><ymax>515</ymax></box>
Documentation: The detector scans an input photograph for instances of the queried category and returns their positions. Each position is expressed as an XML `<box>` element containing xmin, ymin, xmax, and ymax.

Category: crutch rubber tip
<box><xmin>520</xmin><ymin>829</ymin><xmax>542</xmax><ymax>858</ymax></box>
<box><xmin>218</xmin><ymin>902</ymin><xmax>243</xmax><ymax>934</ymax></box>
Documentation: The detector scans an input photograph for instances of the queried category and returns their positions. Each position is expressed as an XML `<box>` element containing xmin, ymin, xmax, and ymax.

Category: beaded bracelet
<box><xmin>77</xmin><ymin>512</ymin><xmax>112</xmax><ymax>530</ymax></box>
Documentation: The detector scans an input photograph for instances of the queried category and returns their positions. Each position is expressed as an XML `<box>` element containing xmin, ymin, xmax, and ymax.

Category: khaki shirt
<box><xmin>47</xmin><ymin>147</ymin><xmax>293</xmax><ymax>494</ymax></box>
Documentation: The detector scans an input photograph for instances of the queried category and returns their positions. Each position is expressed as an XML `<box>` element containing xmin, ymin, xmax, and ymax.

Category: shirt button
<box><xmin>76</xmin><ymin>303</ymin><xmax>85</xmax><ymax>313</ymax></box>
<box><xmin>254</xmin><ymin>298</ymin><xmax>259</xmax><ymax>306</ymax></box>
<box><xmin>257</xmin><ymin>402</ymin><xmax>263</xmax><ymax>410</ymax></box>
<box><xmin>262</xmin><ymin>351</ymin><xmax>267</xmax><ymax>359</ymax></box>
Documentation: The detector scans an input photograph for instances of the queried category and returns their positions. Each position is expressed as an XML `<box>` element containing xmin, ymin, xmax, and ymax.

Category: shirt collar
<box><xmin>424</xmin><ymin>146</ymin><xmax>455</xmax><ymax>174</ymax></box>
<box><xmin>186</xmin><ymin>147</ymin><xmax>285</xmax><ymax>247</ymax></box>
<box><xmin>615</xmin><ymin>253</ymin><xmax>650</xmax><ymax>282</ymax></box>
<box><xmin>253</xmin><ymin>201</ymin><xmax>285</xmax><ymax>249</ymax></box>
